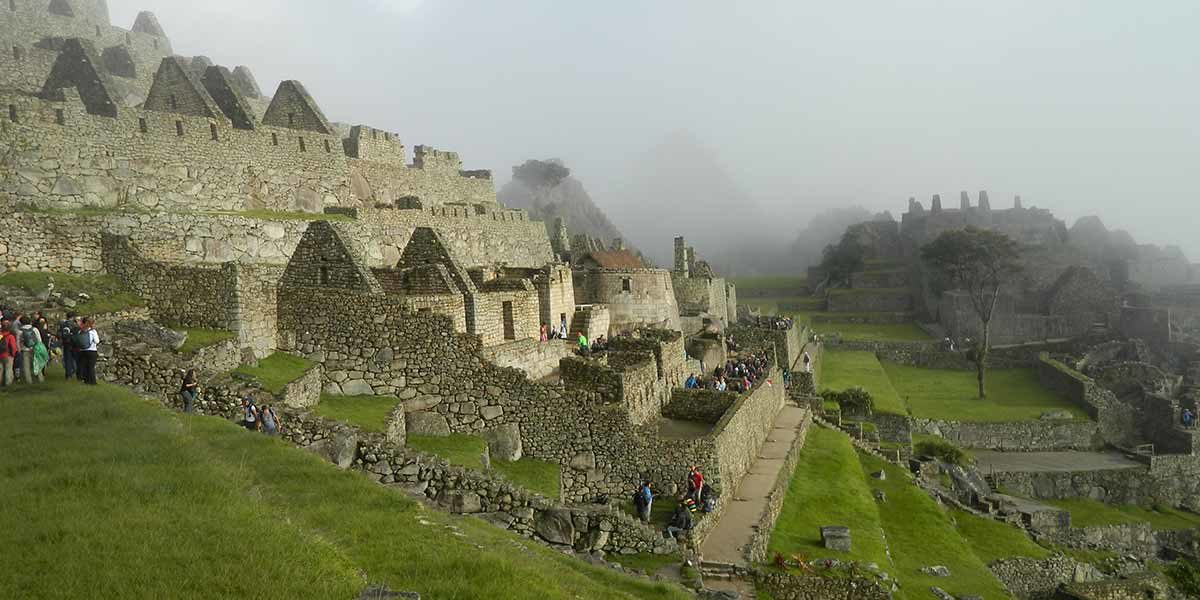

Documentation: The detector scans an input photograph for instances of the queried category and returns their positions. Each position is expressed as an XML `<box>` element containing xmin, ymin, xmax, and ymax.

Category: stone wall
<box><xmin>911</xmin><ymin>418</ymin><xmax>1101</xmax><ymax>451</ymax></box>
<box><xmin>991</xmin><ymin>455</ymin><xmax>1200</xmax><ymax>512</ymax></box>
<box><xmin>711</xmin><ymin>368</ymin><xmax>787</xmax><ymax>510</ymax></box>
<box><xmin>662</xmin><ymin>389</ymin><xmax>738</xmax><ymax>424</ymax></box>
<box><xmin>572</xmin><ymin>268</ymin><xmax>681</xmax><ymax>334</ymax></box>
<box><xmin>1042</xmin><ymin>523</ymin><xmax>1159</xmax><ymax>560</ymax></box>
<box><xmin>1037</xmin><ymin>354</ymin><xmax>1141</xmax><ymax>448</ymax></box>
<box><xmin>752</xmin><ymin>570</ymin><xmax>890</xmax><ymax>600</ymax></box>
<box><xmin>278</xmin><ymin>362</ymin><xmax>323</xmax><ymax>409</ymax></box>
<box><xmin>673</xmin><ymin>275</ymin><xmax>729</xmax><ymax>323</ymax></box>
<box><xmin>727</xmin><ymin>322</ymin><xmax>802</xmax><ymax>370</ymax></box>
<box><xmin>989</xmin><ymin>555</ymin><xmax>1090</xmax><ymax>600</ymax></box>
<box><xmin>746</xmin><ymin>410</ymin><xmax>812</xmax><ymax>563</ymax></box>
<box><xmin>481</xmin><ymin>339</ymin><xmax>575</xmax><ymax>380</ymax></box>
<box><xmin>826</xmin><ymin>288</ymin><xmax>912</xmax><ymax>313</ymax></box>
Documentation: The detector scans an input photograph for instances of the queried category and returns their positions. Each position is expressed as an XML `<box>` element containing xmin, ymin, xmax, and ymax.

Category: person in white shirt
<box><xmin>79</xmin><ymin>318</ymin><xmax>100</xmax><ymax>385</ymax></box>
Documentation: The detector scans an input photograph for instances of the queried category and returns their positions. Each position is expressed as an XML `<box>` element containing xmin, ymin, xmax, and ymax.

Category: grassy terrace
<box><xmin>175</xmin><ymin>328</ymin><xmax>236</xmax><ymax>354</ymax></box>
<box><xmin>0</xmin><ymin>377</ymin><xmax>683</xmax><ymax>599</ymax></box>
<box><xmin>233</xmin><ymin>352</ymin><xmax>314</xmax><ymax>394</ymax></box>
<box><xmin>314</xmin><ymin>394</ymin><xmax>399</xmax><ymax>432</ymax></box>
<box><xmin>820</xmin><ymin>350</ymin><xmax>907</xmax><ymax>416</ymax></box>
<box><xmin>882</xmin><ymin>362</ymin><xmax>1088</xmax><ymax>422</ymax></box>
<box><xmin>1044</xmin><ymin>498</ymin><xmax>1200</xmax><ymax>531</ymax></box>
<box><xmin>768</xmin><ymin>427</ymin><xmax>1012</xmax><ymax>599</ymax></box>
<box><xmin>0</xmin><ymin>271</ymin><xmax>145</xmax><ymax>315</ymax></box>
<box><xmin>811</xmin><ymin>321</ymin><xmax>931</xmax><ymax>342</ymax></box>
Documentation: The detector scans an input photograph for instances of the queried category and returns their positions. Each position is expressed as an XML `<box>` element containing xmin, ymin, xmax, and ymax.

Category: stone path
<box><xmin>974</xmin><ymin>450</ymin><xmax>1144</xmax><ymax>473</ymax></box>
<box><xmin>699</xmin><ymin>404</ymin><xmax>809</xmax><ymax>566</ymax></box>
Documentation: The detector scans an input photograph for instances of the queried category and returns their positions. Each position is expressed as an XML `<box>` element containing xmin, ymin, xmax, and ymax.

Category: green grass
<box><xmin>0</xmin><ymin>271</ymin><xmax>145</xmax><ymax>315</ymax></box>
<box><xmin>810</xmin><ymin>321</ymin><xmax>931</xmax><ymax>342</ymax></box>
<box><xmin>233</xmin><ymin>352</ymin><xmax>314</xmax><ymax>395</ymax></box>
<box><xmin>175</xmin><ymin>328</ymin><xmax>235</xmax><ymax>354</ymax></box>
<box><xmin>826</xmin><ymin>287</ymin><xmax>909</xmax><ymax>297</ymax></box>
<box><xmin>314</xmin><ymin>394</ymin><xmax>399</xmax><ymax>432</ymax></box>
<box><xmin>820</xmin><ymin>350</ymin><xmax>907</xmax><ymax>416</ymax></box>
<box><xmin>408</xmin><ymin>434</ymin><xmax>489</xmax><ymax>469</ymax></box>
<box><xmin>952</xmin><ymin>510</ymin><xmax>1049</xmax><ymax>564</ymax></box>
<box><xmin>731</xmin><ymin>277</ymin><xmax>808</xmax><ymax>296</ymax></box>
<box><xmin>859</xmin><ymin>452</ymin><xmax>1011</xmax><ymax>599</ymax></box>
<box><xmin>882</xmin><ymin>362</ymin><xmax>1089</xmax><ymax>422</ymax></box>
<box><xmin>407</xmin><ymin>434</ymin><xmax>562</xmax><ymax>499</ymax></box>
<box><xmin>768</xmin><ymin>427</ymin><xmax>889</xmax><ymax>565</ymax></box>
<box><xmin>1044</xmin><ymin>498</ymin><xmax>1200</xmax><ymax>531</ymax></box>
<box><xmin>493</xmin><ymin>458</ymin><xmax>562</xmax><ymax>500</ymax></box>
<box><xmin>0</xmin><ymin>373</ymin><xmax>687</xmax><ymax>600</ymax></box>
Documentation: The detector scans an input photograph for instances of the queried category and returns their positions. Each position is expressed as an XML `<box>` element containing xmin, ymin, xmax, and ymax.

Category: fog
<box><xmin>108</xmin><ymin>0</ymin><xmax>1200</xmax><ymax>269</ymax></box>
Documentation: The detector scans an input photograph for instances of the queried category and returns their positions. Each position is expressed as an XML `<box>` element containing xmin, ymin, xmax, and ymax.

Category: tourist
<box><xmin>9</xmin><ymin>313</ymin><xmax>22</xmax><ymax>380</ymax></box>
<box><xmin>78</xmin><ymin>318</ymin><xmax>100</xmax><ymax>385</ymax></box>
<box><xmin>560</xmin><ymin>315</ymin><xmax>568</xmax><ymax>338</ymax></box>
<box><xmin>549</xmin><ymin>324</ymin><xmax>558</xmax><ymax>340</ymax></box>
<box><xmin>700</xmin><ymin>483</ymin><xmax>716</xmax><ymax>513</ymax></box>
<box><xmin>179</xmin><ymin>369</ymin><xmax>198</xmax><ymax>414</ymax></box>
<box><xmin>261</xmin><ymin>404</ymin><xmax>280</xmax><ymax>435</ymax></box>
<box><xmin>802</xmin><ymin>351</ymin><xmax>812</xmax><ymax>374</ymax></box>
<box><xmin>0</xmin><ymin>320</ymin><xmax>16</xmax><ymax>387</ymax></box>
<box><xmin>19</xmin><ymin>318</ymin><xmax>47</xmax><ymax>384</ymax></box>
<box><xmin>685</xmin><ymin>373</ymin><xmax>698</xmax><ymax>389</ymax></box>
<box><xmin>58</xmin><ymin>312</ymin><xmax>79</xmax><ymax>380</ymax></box>
<box><xmin>592</xmin><ymin>335</ymin><xmax>607</xmax><ymax>351</ymax></box>
<box><xmin>539</xmin><ymin>324</ymin><xmax>548</xmax><ymax>342</ymax></box>
<box><xmin>1183</xmin><ymin>408</ymin><xmax>1195</xmax><ymax>429</ymax></box>
<box><xmin>687</xmin><ymin>466</ymin><xmax>704</xmax><ymax>505</ymax></box>
<box><xmin>241</xmin><ymin>396</ymin><xmax>260</xmax><ymax>431</ymax></box>
<box><xmin>633</xmin><ymin>481</ymin><xmax>653</xmax><ymax>522</ymax></box>
<box><xmin>577</xmin><ymin>331</ymin><xmax>589</xmax><ymax>354</ymax></box>
<box><xmin>664</xmin><ymin>497</ymin><xmax>694</xmax><ymax>541</ymax></box>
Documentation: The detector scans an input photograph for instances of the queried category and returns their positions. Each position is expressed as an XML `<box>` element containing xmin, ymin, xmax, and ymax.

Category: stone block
<box><xmin>440</xmin><ymin>490</ymin><xmax>482</xmax><ymax>514</ymax></box>
<box><xmin>385</xmin><ymin>404</ymin><xmax>406</xmax><ymax>447</ymax></box>
<box><xmin>482</xmin><ymin>423</ymin><xmax>522</xmax><ymax>462</ymax></box>
<box><xmin>406</xmin><ymin>411</ymin><xmax>450</xmax><ymax>437</ymax></box>
<box><xmin>305</xmin><ymin>431</ymin><xmax>358</xmax><ymax>470</ymax></box>
<box><xmin>113</xmin><ymin>319</ymin><xmax>187</xmax><ymax>351</ymax></box>
<box><xmin>535</xmin><ymin>509</ymin><xmax>575</xmax><ymax>545</ymax></box>
<box><xmin>820</xmin><ymin>526</ymin><xmax>851</xmax><ymax>552</ymax></box>
<box><xmin>341</xmin><ymin>379</ymin><xmax>375</xmax><ymax>396</ymax></box>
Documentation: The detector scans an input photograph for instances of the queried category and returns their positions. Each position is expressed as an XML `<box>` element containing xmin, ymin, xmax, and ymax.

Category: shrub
<box><xmin>1166</xmin><ymin>560</ymin><xmax>1200</xmax><ymax>597</ymax></box>
<box><xmin>820</xmin><ymin>387</ymin><xmax>873</xmax><ymax>416</ymax></box>
<box><xmin>914</xmin><ymin>437</ymin><xmax>970</xmax><ymax>466</ymax></box>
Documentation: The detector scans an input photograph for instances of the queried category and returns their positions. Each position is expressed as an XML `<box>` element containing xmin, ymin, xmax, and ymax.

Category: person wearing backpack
<box><xmin>77</xmin><ymin>318</ymin><xmax>100</xmax><ymax>385</ymax></box>
<box><xmin>0</xmin><ymin>320</ymin><xmax>16</xmax><ymax>387</ymax></box>
<box><xmin>19</xmin><ymin>319</ymin><xmax>45</xmax><ymax>384</ymax></box>
<box><xmin>664</xmin><ymin>496</ymin><xmax>694</xmax><ymax>541</ymax></box>
<box><xmin>179</xmin><ymin>369</ymin><xmax>198</xmax><ymax>414</ymax></box>
<box><xmin>633</xmin><ymin>481</ymin><xmax>653</xmax><ymax>523</ymax></box>
<box><xmin>58</xmin><ymin>313</ymin><xmax>79</xmax><ymax>381</ymax></box>
<box><xmin>240</xmin><ymin>396</ymin><xmax>260</xmax><ymax>431</ymax></box>
<box><xmin>260</xmin><ymin>404</ymin><xmax>280</xmax><ymax>435</ymax></box>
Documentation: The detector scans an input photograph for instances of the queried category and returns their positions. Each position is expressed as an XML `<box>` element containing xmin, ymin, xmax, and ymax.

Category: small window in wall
<box><xmin>383</xmin><ymin>132</ymin><xmax>390</xmax><ymax>141</ymax></box>
<box><xmin>168</xmin><ymin>94</ymin><xmax>178</xmax><ymax>109</ymax></box>
<box><xmin>371</xmin><ymin>129</ymin><xmax>377</xmax><ymax>140</ymax></box>
<box><xmin>174</xmin><ymin>120</ymin><xmax>183</xmax><ymax>136</ymax></box>
<box><xmin>138</xmin><ymin>117</ymin><xmax>147</xmax><ymax>133</ymax></box>
<box><xmin>502</xmin><ymin>301</ymin><xmax>516</xmax><ymax>341</ymax></box>
<box><xmin>125</xmin><ymin>33</ymin><xmax>131</xmax><ymax>45</ymax></box>
<box><xmin>287</xmin><ymin>112</ymin><xmax>295</xmax><ymax>126</ymax></box>
<box><xmin>7</xmin><ymin>104</ymin><xmax>17</xmax><ymax>123</ymax></box>
<box><xmin>12</xmin><ymin>46</ymin><xmax>21</xmax><ymax>60</ymax></box>
<box><xmin>8</xmin><ymin>0</ymin><xmax>15</xmax><ymax>11</ymax></box>
<box><xmin>54</xmin><ymin>108</ymin><xmax>64</xmax><ymax>125</ymax></box>
<box><xmin>153</xmin><ymin>38</ymin><xmax>159</xmax><ymax>50</ymax></box>
<box><xmin>318</xmin><ymin>265</ymin><xmax>330</xmax><ymax>285</ymax></box>
<box><xmin>271</xmin><ymin>132</ymin><xmax>278</xmax><ymax>146</ymax></box>
<box><xmin>298</xmin><ymin>137</ymin><xmax>306</xmax><ymax>152</ymax></box>
<box><xmin>95</xmin><ymin>25</ymin><xmax>101</xmax><ymax>37</ymax></box>
<box><xmin>323</xmin><ymin>139</ymin><xmax>331</xmax><ymax>153</ymax></box>
<box><xmin>418</xmin><ymin>307</ymin><xmax>431</xmax><ymax>315</ymax></box>
<box><xmin>621</xmin><ymin>277</ymin><xmax>632</xmax><ymax>293</ymax></box>
<box><xmin>209</xmin><ymin>122</ymin><xmax>218</xmax><ymax>141</ymax></box>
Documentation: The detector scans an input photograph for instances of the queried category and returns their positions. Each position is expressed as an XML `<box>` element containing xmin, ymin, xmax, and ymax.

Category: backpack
<box><xmin>20</xmin><ymin>329</ymin><xmax>36</xmax><ymax>350</ymax></box>
<box><xmin>75</xmin><ymin>330</ymin><xmax>90</xmax><ymax>349</ymax></box>
<box><xmin>59</xmin><ymin>323</ymin><xmax>74</xmax><ymax>347</ymax></box>
<box><xmin>632</xmin><ymin>491</ymin><xmax>645</xmax><ymax>508</ymax></box>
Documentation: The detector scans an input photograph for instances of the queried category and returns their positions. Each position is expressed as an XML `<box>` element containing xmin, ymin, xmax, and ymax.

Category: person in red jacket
<box><xmin>687</xmin><ymin>466</ymin><xmax>704</xmax><ymax>505</ymax></box>
<box><xmin>0</xmin><ymin>320</ymin><xmax>17</xmax><ymax>386</ymax></box>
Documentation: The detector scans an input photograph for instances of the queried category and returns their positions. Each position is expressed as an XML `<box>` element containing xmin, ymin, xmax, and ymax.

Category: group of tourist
<box><xmin>685</xmin><ymin>352</ymin><xmax>772</xmax><ymax>393</ymax></box>
<box><xmin>540</xmin><ymin>315</ymin><xmax>572</xmax><ymax>342</ymax></box>
<box><xmin>631</xmin><ymin>466</ymin><xmax>716</xmax><ymax>543</ymax></box>
<box><xmin>239</xmin><ymin>395</ymin><xmax>281</xmax><ymax>435</ymax></box>
<box><xmin>756</xmin><ymin>316</ymin><xmax>794</xmax><ymax>330</ymax></box>
<box><xmin>0</xmin><ymin>309</ymin><xmax>100</xmax><ymax>386</ymax></box>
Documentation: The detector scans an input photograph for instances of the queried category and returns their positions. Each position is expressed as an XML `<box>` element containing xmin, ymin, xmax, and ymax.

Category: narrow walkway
<box><xmin>699</xmin><ymin>404</ymin><xmax>808</xmax><ymax>566</ymax></box>
<box><xmin>974</xmin><ymin>450</ymin><xmax>1144</xmax><ymax>473</ymax></box>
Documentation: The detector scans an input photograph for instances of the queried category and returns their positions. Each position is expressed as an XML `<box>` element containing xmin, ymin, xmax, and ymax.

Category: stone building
<box><xmin>571</xmin><ymin>248</ymin><xmax>682</xmax><ymax>335</ymax></box>
<box><xmin>671</xmin><ymin>236</ymin><xmax>737</xmax><ymax>335</ymax></box>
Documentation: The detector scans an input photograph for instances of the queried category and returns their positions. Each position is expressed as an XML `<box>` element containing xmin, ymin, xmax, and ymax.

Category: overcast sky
<box><xmin>108</xmin><ymin>0</ymin><xmax>1200</xmax><ymax>257</ymax></box>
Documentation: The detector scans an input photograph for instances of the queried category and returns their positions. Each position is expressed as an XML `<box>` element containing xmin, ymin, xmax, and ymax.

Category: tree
<box><xmin>921</xmin><ymin>227</ymin><xmax>1021</xmax><ymax>398</ymax></box>
<box><xmin>819</xmin><ymin>234</ymin><xmax>865</xmax><ymax>287</ymax></box>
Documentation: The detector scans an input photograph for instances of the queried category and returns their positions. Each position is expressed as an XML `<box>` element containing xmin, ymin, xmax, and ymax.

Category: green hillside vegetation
<box><xmin>952</xmin><ymin>510</ymin><xmax>1050</xmax><ymax>564</ymax></box>
<box><xmin>233</xmin><ymin>352</ymin><xmax>314</xmax><ymax>394</ymax></box>
<box><xmin>175</xmin><ymin>327</ymin><xmax>236</xmax><ymax>354</ymax></box>
<box><xmin>882</xmin><ymin>362</ymin><xmax>1088</xmax><ymax>422</ymax></box>
<box><xmin>315</xmin><ymin>394</ymin><xmax>400</xmax><ymax>432</ymax></box>
<box><xmin>810</xmin><ymin>321</ymin><xmax>931</xmax><ymax>342</ymax></box>
<box><xmin>0</xmin><ymin>375</ymin><xmax>683</xmax><ymax>600</ymax></box>
<box><xmin>0</xmin><ymin>271</ymin><xmax>145</xmax><ymax>315</ymax></box>
<box><xmin>820</xmin><ymin>350</ymin><xmax>907</xmax><ymax>416</ymax></box>
<box><xmin>1044</xmin><ymin>499</ymin><xmax>1200</xmax><ymax>531</ymax></box>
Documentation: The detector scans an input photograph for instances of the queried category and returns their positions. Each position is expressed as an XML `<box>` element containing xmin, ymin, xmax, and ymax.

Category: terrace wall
<box><xmin>911</xmin><ymin>418</ymin><xmax>1101</xmax><ymax>451</ymax></box>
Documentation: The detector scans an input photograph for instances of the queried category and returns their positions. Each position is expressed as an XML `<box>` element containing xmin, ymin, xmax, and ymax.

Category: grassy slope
<box><xmin>175</xmin><ymin>328</ymin><xmax>235</xmax><ymax>354</ymax></box>
<box><xmin>233</xmin><ymin>352</ymin><xmax>314</xmax><ymax>394</ymax></box>
<box><xmin>1044</xmin><ymin>498</ymin><xmax>1200</xmax><ymax>531</ymax></box>
<box><xmin>952</xmin><ymin>510</ymin><xmax>1049</xmax><ymax>564</ymax></box>
<box><xmin>859</xmin><ymin>453</ymin><xmax>1011</xmax><ymax>599</ymax></box>
<box><xmin>408</xmin><ymin>434</ymin><xmax>562</xmax><ymax>500</ymax></box>
<box><xmin>0</xmin><ymin>271</ymin><xmax>145</xmax><ymax>315</ymax></box>
<box><xmin>767</xmin><ymin>427</ymin><xmax>889</xmax><ymax>565</ymax></box>
<box><xmin>882</xmin><ymin>362</ymin><xmax>1088</xmax><ymax>422</ymax></box>
<box><xmin>0</xmin><ymin>379</ymin><xmax>685</xmax><ymax>600</ymax></box>
<box><xmin>810</xmin><ymin>321</ymin><xmax>931</xmax><ymax>342</ymax></box>
<box><xmin>314</xmin><ymin>394</ymin><xmax>400</xmax><ymax>432</ymax></box>
<box><xmin>820</xmin><ymin>350</ymin><xmax>907</xmax><ymax>416</ymax></box>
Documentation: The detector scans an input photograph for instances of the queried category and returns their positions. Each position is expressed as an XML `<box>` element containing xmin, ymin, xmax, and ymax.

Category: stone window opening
<box><xmin>153</xmin><ymin>38</ymin><xmax>159</xmax><ymax>50</ymax></box>
<box><xmin>138</xmin><ymin>117</ymin><xmax>147</xmax><ymax>132</ymax></box>
<box><xmin>621</xmin><ymin>277</ymin><xmax>632</xmax><ymax>293</ymax></box>
<box><xmin>323</xmin><ymin>139</ymin><xmax>331</xmax><ymax>153</ymax></box>
<box><xmin>168</xmin><ymin>94</ymin><xmax>178</xmax><ymax>110</ymax></box>
<box><xmin>174</xmin><ymin>120</ymin><xmax>183</xmax><ymax>136</ymax></box>
<box><xmin>502</xmin><ymin>301</ymin><xmax>516</xmax><ymax>341</ymax></box>
<box><xmin>7</xmin><ymin>104</ymin><xmax>16</xmax><ymax>123</ymax></box>
<box><xmin>125</xmin><ymin>33</ymin><xmax>131</xmax><ymax>45</ymax></box>
<box><xmin>371</xmin><ymin>129</ymin><xmax>377</xmax><ymax>140</ymax></box>
<box><xmin>12</xmin><ymin>46</ymin><xmax>21</xmax><ymax>61</ymax></box>
<box><xmin>209</xmin><ymin>122</ymin><xmax>218</xmax><ymax>141</ymax></box>
<box><xmin>287</xmin><ymin>112</ymin><xmax>295</xmax><ymax>126</ymax></box>
<box><xmin>271</xmin><ymin>132</ymin><xmax>278</xmax><ymax>146</ymax></box>
<box><xmin>54</xmin><ymin>108</ymin><xmax>64</xmax><ymax>125</ymax></box>
<box><xmin>298</xmin><ymin>137</ymin><xmax>306</xmax><ymax>152</ymax></box>
<box><xmin>8</xmin><ymin>0</ymin><xmax>14</xmax><ymax>11</ymax></box>
<box><xmin>318</xmin><ymin>257</ymin><xmax>330</xmax><ymax>285</ymax></box>
<box><xmin>95</xmin><ymin>24</ymin><xmax>101</xmax><ymax>37</ymax></box>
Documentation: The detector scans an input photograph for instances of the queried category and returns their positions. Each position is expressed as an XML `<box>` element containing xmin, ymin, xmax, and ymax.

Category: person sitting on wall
<box><xmin>700</xmin><ymin>483</ymin><xmax>716</xmax><ymax>513</ymax></box>
<box><xmin>1183</xmin><ymin>408</ymin><xmax>1195</xmax><ymax>429</ymax></box>
<box><xmin>592</xmin><ymin>335</ymin><xmax>607</xmax><ymax>351</ymax></box>
<box><xmin>664</xmin><ymin>496</ymin><xmax>694</xmax><ymax>541</ymax></box>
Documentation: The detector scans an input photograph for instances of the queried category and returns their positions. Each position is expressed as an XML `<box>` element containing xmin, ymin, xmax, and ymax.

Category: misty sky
<box><xmin>107</xmin><ymin>0</ymin><xmax>1200</xmax><ymax>258</ymax></box>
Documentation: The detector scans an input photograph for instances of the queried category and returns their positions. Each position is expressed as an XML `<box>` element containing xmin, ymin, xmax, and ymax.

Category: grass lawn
<box><xmin>810</xmin><ymin>321</ymin><xmax>931</xmax><ymax>342</ymax></box>
<box><xmin>0</xmin><ymin>377</ymin><xmax>687</xmax><ymax>600</ymax></box>
<box><xmin>233</xmin><ymin>352</ymin><xmax>314</xmax><ymax>395</ymax></box>
<box><xmin>882</xmin><ymin>362</ymin><xmax>1089</xmax><ymax>422</ymax></box>
<box><xmin>314</xmin><ymin>394</ymin><xmax>400</xmax><ymax>432</ymax></box>
<box><xmin>0</xmin><ymin>271</ymin><xmax>145</xmax><ymax>315</ymax></box>
<box><xmin>859</xmin><ymin>452</ymin><xmax>1011</xmax><ymax>599</ymax></box>
<box><xmin>952</xmin><ymin>510</ymin><xmax>1049</xmax><ymax>564</ymax></box>
<box><xmin>175</xmin><ymin>328</ymin><xmax>235</xmax><ymax>354</ymax></box>
<box><xmin>767</xmin><ymin>427</ymin><xmax>889</xmax><ymax>566</ymax></box>
<box><xmin>731</xmin><ymin>277</ymin><xmax>808</xmax><ymax>297</ymax></box>
<box><xmin>1044</xmin><ymin>498</ymin><xmax>1200</xmax><ymax>531</ymax></box>
<box><xmin>820</xmin><ymin>350</ymin><xmax>907</xmax><ymax>416</ymax></box>
<box><xmin>408</xmin><ymin>434</ymin><xmax>563</xmax><ymax>499</ymax></box>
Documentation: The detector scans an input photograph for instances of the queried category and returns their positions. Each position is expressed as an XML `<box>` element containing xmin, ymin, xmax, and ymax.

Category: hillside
<box><xmin>499</xmin><ymin>159</ymin><xmax>628</xmax><ymax>248</ymax></box>
<box><xmin>0</xmin><ymin>376</ymin><xmax>689</xmax><ymax>600</ymax></box>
